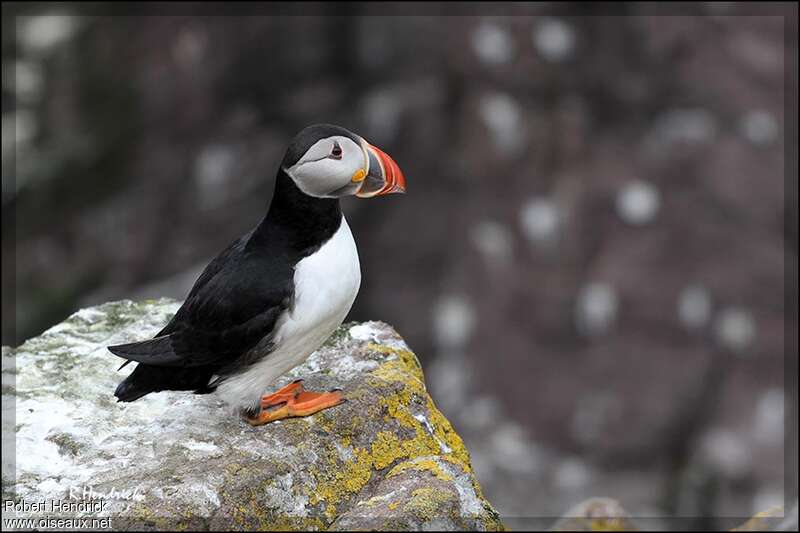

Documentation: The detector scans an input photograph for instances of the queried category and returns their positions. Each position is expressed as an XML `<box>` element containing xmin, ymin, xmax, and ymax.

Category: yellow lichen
<box><xmin>584</xmin><ymin>517</ymin><xmax>628</xmax><ymax>531</ymax></box>
<box><xmin>732</xmin><ymin>506</ymin><xmax>785</xmax><ymax>531</ymax></box>
<box><xmin>403</xmin><ymin>487</ymin><xmax>454</xmax><ymax>520</ymax></box>
<box><xmin>254</xmin><ymin>516</ymin><xmax>325</xmax><ymax>532</ymax></box>
<box><xmin>295</xmin><ymin>341</ymin><xmax>502</xmax><ymax>531</ymax></box>
<box><xmin>368</xmin><ymin>344</ymin><xmax>472</xmax><ymax>470</ymax></box>
<box><xmin>367</xmin><ymin>342</ymin><xmax>501</xmax><ymax>528</ymax></box>
<box><xmin>225</xmin><ymin>485</ymin><xmax>328</xmax><ymax>532</ymax></box>
<box><xmin>366</xmin><ymin>343</ymin><xmax>425</xmax><ymax>384</ymax></box>
<box><xmin>387</xmin><ymin>458</ymin><xmax>454</xmax><ymax>481</ymax></box>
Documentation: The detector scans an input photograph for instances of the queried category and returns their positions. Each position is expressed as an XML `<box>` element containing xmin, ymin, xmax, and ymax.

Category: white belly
<box><xmin>215</xmin><ymin>216</ymin><xmax>361</xmax><ymax>410</ymax></box>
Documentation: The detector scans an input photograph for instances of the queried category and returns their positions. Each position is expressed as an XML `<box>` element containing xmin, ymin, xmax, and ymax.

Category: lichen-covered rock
<box><xmin>732</xmin><ymin>504</ymin><xmax>798</xmax><ymax>532</ymax></box>
<box><xmin>550</xmin><ymin>498</ymin><xmax>638</xmax><ymax>531</ymax></box>
<box><xmin>3</xmin><ymin>299</ymin><xmax>503</xmax><ymax>531</ymax></box>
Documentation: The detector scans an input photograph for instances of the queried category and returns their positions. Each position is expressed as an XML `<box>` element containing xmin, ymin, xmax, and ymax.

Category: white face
<box><xmin>284</xmin><ymin>135</ymin><xmax>367</xmax><ymax>198</ymax></box>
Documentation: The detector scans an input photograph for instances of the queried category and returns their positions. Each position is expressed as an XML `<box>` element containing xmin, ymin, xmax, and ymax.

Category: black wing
<box><xmin>108</xmin><ymin>231</ymin><xmax>294</xmax><ymax>369</ymax></box>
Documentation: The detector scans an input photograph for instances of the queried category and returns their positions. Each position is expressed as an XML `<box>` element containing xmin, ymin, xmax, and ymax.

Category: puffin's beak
<box><xmin>356</xmin><ymin>142</ymin><xmax>406</xmax><ymax>198</ymax></box>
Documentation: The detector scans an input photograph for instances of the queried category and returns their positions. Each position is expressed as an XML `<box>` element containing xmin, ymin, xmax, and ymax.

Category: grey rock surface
<box><xmin>3</xmin><ymin>299</ymin><xmax>503</xmax><ymax>531</ymax></box>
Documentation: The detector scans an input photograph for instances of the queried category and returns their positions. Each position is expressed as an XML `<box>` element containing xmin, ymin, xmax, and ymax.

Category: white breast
<box><xmin>215</xmin><ymin>216</ymin><xmax>361</xmax><ymax>410</ymax></box>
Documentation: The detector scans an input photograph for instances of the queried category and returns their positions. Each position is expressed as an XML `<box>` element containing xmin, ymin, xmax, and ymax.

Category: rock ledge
<box><xmin>4</xmin><ymin>298</ymin><xmax>504</xmax><ymax>531</ymax></box>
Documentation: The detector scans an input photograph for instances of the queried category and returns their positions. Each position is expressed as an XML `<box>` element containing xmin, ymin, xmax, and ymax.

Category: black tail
<box><xmin>114</xmin><ymin>364</ymin><xmax>159</xmax><ymax>402</ymax></box>
<box><xmin>108</xmin><ymin>335</ymin><xmax>181</xmax><ymax>366</ymax></box>
<box><xmin>114</xmin><ymin>362</ymin><xmax>219</xmax><ymax>402</ymax></box>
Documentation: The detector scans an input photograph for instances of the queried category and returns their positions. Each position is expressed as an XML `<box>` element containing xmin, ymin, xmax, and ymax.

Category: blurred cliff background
<box><xmin>3</xmin><ymin>3</ymin><xmax>797</xmax><ymax>528</ymax></box>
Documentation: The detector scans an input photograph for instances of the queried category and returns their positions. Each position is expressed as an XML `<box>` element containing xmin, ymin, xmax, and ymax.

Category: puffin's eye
<box><xmin>330</xmin><ymin>142</ymin><xmax>343</xmax><ymax>159</ymax></box>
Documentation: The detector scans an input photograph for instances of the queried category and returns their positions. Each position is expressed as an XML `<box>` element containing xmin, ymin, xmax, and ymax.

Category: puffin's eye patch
<box><xmin>330</xmin><ymin>142</ymin><xmax>343</xmax><ymax>159</ymax></box>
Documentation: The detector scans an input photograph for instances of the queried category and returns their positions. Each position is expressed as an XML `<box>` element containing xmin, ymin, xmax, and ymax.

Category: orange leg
<box><xmin>260</xmin><ymin>379</ymin><xmax>305</xmax><ymax>409</ymax></box>
<box><xmin>247</xmin><ymin>387</ymin><xmax>345</xmax><ymax>426</ymax></box>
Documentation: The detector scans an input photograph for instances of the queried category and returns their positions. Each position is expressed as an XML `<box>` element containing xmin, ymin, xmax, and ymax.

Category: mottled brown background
<box><xmin>3</xmin><ymin>3</ymin><xmax>797</xmax><ymax>528</ymax></box>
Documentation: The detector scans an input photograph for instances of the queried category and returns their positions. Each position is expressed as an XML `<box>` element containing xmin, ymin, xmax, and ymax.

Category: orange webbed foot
<box><xmin>247</xmin><ymin>384</ymin><xmax>345</xmax><ymax>426</ymax></box>
<box><xmin>260</xmin><ymin>379</ymin><xmax>304</xmax><ymax>409</ymax></box>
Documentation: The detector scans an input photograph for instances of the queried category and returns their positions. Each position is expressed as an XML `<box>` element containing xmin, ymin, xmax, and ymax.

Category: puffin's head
<box><xmin>282</xmin><ymin>124</ymin><xmax>406</xmax><ymax>199</ymax></box>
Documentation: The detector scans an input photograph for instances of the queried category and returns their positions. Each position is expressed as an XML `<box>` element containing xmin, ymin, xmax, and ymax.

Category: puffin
<box><xmin>108</xmin><ymin>124</ymin><xmax>406</xmax><ymax>425</ymax></box>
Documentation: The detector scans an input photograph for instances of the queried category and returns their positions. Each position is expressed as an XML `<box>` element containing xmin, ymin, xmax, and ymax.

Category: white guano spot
<box><xmin>437</xmin><ymin>460</ymin><xmax>486</xmax><ymax>516</ymax></box>
<box><xmin>180</xmin><ymin>440</ymin><xmax>221</xmax><ymax>455</ymax></box>
<box><xmin>72</xmin><ymin>307</ymin><xmax>107</xmax><ymax>325</ymax></box>
<box><xmin>414</xmin><ymin>413</ymin><xmax>452</xmax><ymax>454</ymax></box>
<box><xmin>263</xmin><ymin>473</ymin><xmax>309</xmax><ymax>517</ymax></box>
<box><xmin>193</xmin><ymin>483</ymin><xmax>221</xmax><ymax>508</ymax></box>
<box><xmin>348</xmin><ymin>323</ymin><xmax>381</xmax><ymax>341</ymax></box>
<box><xmin>335</xmin><ymin>441</ymin><xmax>354</xmax><ymax>462</ymax></box>
<box><xmin>327</xmin><ymin>353</ymin><xmax>379</xmax><ymax>379</ymax></box>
